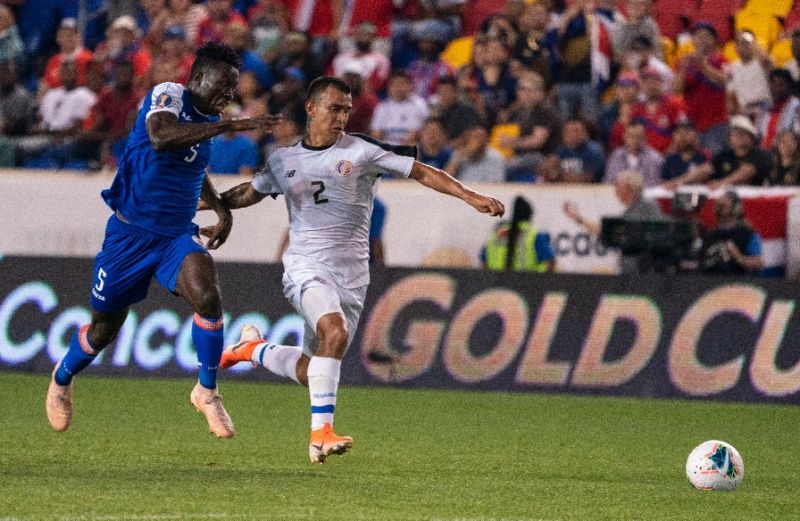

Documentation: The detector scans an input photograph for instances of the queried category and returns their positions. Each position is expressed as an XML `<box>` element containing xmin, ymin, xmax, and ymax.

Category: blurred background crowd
<box><xmin>2</xmin><ymin>0</ymin><xmax>800</xmax><ymax>186</ymax></box>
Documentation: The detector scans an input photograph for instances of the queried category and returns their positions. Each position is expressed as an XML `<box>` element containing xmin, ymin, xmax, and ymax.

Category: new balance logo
<box><xmin>285</xmin><ymin>170</ymin><xmax>296</xmax><ymax>177</ymax></box>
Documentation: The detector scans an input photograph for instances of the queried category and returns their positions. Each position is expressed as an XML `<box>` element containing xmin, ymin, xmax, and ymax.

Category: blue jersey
<box><xmin>102</xmin><ymin>82</ymin><xmax>219</xmax><ymax>237</ymax></box>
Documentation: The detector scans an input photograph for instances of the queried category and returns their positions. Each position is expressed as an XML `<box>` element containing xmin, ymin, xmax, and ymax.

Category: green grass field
<box><xmin>1</xmin><ymin>373</ymin><xmax>798</xmax><ymax>521</ymax></box>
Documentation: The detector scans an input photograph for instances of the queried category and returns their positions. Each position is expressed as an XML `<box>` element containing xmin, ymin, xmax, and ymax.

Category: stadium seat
<box><xmin>655</xmin><ymin>0</ymin><xmax>699</xmax><ymax>16</ymax></box>
<box><xmin>441</xmin><ymin>36</ymin><xmax>474</xmax><ymax>70</ymax></box>
<box><xmin>490</xmin><ymin>123</ymin><xmax>520</xmax><ymax>159</ymax></box>
<box><xmin>656</xmin><ymin>12</ymin><xmax>687</xmax><ymax>40</ymax></box>
<box><xmin>735</xmin><ymin>8</ymin><xmax>781</xmax><ymax>50</ymax></box>
<box><xmin>771</xmin><ymin>38</ymin><xmax>794</xmax><ymax>66</ymax></box>
<box><xmin>662</xmin><ymin>36</ymin><xmax>677</xmax><ymax>68</ymax></box>
<box><xmin>743</xmin><ymin>0</ymin><xmax>793</xmax><ymax>17</ymax></box>
<box><xmin>723</xmin><ymin>40</ymin><xmax>739</xmax><ymax>62</ymax></box>
<box><xmin>784</xmin><ymin>4</ymin><xmax>800</xmax><ymax>31</ymax></box>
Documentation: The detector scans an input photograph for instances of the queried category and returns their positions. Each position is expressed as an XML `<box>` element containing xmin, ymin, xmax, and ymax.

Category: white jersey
<box><xmin>252</xmin><ymin>133</ymin><xmax>415</xmax><ymax>288</ymax></box>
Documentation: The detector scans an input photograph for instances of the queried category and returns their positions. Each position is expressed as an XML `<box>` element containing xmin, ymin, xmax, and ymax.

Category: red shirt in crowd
<box><xmin>280</xmin><ymin>0</ymin><xmax>336</xmax><ymax>37</ymax></box>
<box><xmin>683</xmin><ymin>52</ymin><xmax>729</xmax><ymax>132</ymax></box>
<box><xmin>631</xmin><ymin>95</ymin><xmax>689</xmax><ymax>152</ymax></box>
<box><xmin>43</xmin><ymin>49</ymin><xmax>94</xmax><ymax>89</ymax></box>
<box><xmin>344</xmin><ymin>0</ymin><xmax>394</xmax><ymax>38</ymax></box>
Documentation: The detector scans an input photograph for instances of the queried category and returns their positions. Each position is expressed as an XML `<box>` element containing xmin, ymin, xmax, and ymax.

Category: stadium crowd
<box><xmin>1</xmin><ymin>0</ymin><xmax>800</xmax><ymax>185</ymax></box>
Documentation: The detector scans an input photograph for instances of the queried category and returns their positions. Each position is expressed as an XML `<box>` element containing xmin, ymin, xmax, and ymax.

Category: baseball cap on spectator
<box><xmin>616</xmin><ymin>71</ymin><xmax>639</xmax><ymax>87</ymax></box>
<box><xmin>163</xmin><ymin>25</ymin><xmax>186</xmax><ymax>40</ymax></box>
<box><xmin>60</xmin><ymin>18</ymin><xmax>78</xmax><ymax>30</ymax></box>
<box><xmin>692</xmin><ymin>21</ymin><xmax>719</xmax><ymax>39</ymax></box>
<box><xmin>730</xmin><ymin>115</ymin><xmax>758</xmax><ymax>138</ymax></box>
<box><xmin>111</xmin><ymin>15</ymin><xmax>139</xmax><ymax>34</ymax></box>
<box><xmin>284</xmin><ymin>66</ymin><xmax>305</xmax><ymax>84</ymax></box>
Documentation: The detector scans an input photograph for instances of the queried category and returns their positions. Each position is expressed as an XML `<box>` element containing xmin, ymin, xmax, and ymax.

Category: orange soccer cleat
<box><xmin>220</xmin><ymin>325</ymin><xmax>264</xmax><ymax>369</ymax></box>
<box><xmin>309</xmin><ymin>423</ymin><xmax>353</xmax><ymax>464</ymax></box>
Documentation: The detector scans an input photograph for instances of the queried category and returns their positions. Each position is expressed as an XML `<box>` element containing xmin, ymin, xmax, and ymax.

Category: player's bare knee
<box><xmin>316</xmin><ymin>319</ymin><xmax>348</xmax><ymax>359</ymax></box>
<box><xmin>193</xmin><ymin>290</ymin><xmax>222</xmax><ymax>318</ymax></box>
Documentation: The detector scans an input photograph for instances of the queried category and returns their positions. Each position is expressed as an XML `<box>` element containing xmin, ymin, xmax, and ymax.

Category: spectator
<box><xmin>473</xmin><ymin>36</ymin><xmax>517</xmax><ymax>123</ymax></box>
<box><xmin>138</xmin><ymin>0</ymin><xmax>167</xmax><ymax>39</ymax></box>
<box><xmin>631</xmin><ymin>66</ymin><xmax>688</xmax><ymax>153</ymax></box>
<box><xmin>195</xmin><ymin>0</ymin><xmax>246</xmax><ymax>46</ymax></box>
<box><xmin>512</xmin><ymin>1</ymin><xmax>559</xmax><ymax>89</ymax></box>
<box><xmin>264</xmin><ymin>107</ymin><xmax>302</xmax><ymax>156</ymax></box>
<box><xmin>406</xmin><ymin>23</ymin><xmax>454</xmax><ymax>99</ymax></box>
<box><xmin>341</xmin><ymin>0</ymin><xmax>393</xmax><ymax>56</ymax></box>
<box><xmin>612</xmin><ymin>0</ymin><xmax>662</xmax><ymax>60</ymax></box>
<box><xmin>556</xmin><ymin>0</ymin><xmax>600</xmax><ymax>120</ymax></box>
<box><xmin>43</xmin><ymin>18</ymin><xmax>94</xmax><ymax>91</ymax></box>
<box><xmin>563</xmin><ymin>169</ymin><xmax>664</xmax><ymax>273</ymax></box>
<box><xmin>0</xmin><ymin>5</ymin><xmax>24</xmax><ymax>70</ymax></box>
<box><xmin>417</xmin><ymin>118</ymin><xmax>453</xmax><ymax>170</ymax></box>
<box><xmin>673</xmin><ymin>115</ymin><xmax>772</xmax><ymax>187</ymax></box>
<box><xmin>727</xmin><ymin>30</ymin><xmax>771</xmax><ymax>120</ymax></box>
<box><xmin>661</xmin><ymin>122</ymin><xmax>711</xmax><ymax>189</ymax></box>
<box><xmin>223</xmin><ymin>21</ymin><xmax>273</xmax><ymax>91</ymax></box>
<box><xmin>604</xmin><ymin>121</ymin><xmax>664</xmax><ymax>187</ymax></box>
<box><xmin>699</xmin><ymin>190</ymin><xmax>764</xmax><ymax>275</ymax></box>
<box><xmin>627</xmin><ymin>35</ymin><xmax>672</xmax><ymax>88</ymax></box>
<box><xmin>237</xmin><ymin>70</ymin><xmax>271</xmax><ymax>143</ymax></box>
<box><xmin>782</xmin><ymin>28</ymin><xmax>800</xmax><ymax>82</ymax></box>
<box><xmin>147</xmin><ymin>0</ymin><xmax>208</xmax><ymax>49</ymax></box>
<box><xmin>209</xmin><ymin>104</ymin><xmax>260</xmax><ymax>176</ymax></box>
<box><xmin>444</xmin><ymin>123</ymin><xmax>506</xmax><ymax>183</ymax></box>
<box><xmin>673</xmin><ymin>22</ymin><xmax>730</xmax><ymax>155</ymax></box>
<box><xmin>83</xmin><ymin>61</ymin><xmax>142</xmax><ymax>168</ymax></box>
<box><xmin>93</xmin><ymin>16</ymin><xmax>152</xmax><ymax>87</ymax></box>
<box><xmin>502</xmin><ymin>71</ymin><xmax>561</xmax><ymax>182</ymax></box>
<box><xmin>331</xmin><ymin>22</ymin><xmax>391</xmax><ymax>94</ymax></box>
<box><xmin>17</xmin><ymin>60</ymin><xmax>97</xmax><ymax>169</ymax></box>
<box><xmin>434</xmin><ymin>75</ymin><xmax>481</xmax><ymax>142</ymax></box>
<box><xmin>284</xmin><ymin>0</ymin><xmax>341</xmax><ymax>60</ymax></box>
<box><xmin>274</xmin><ymin>31</ymin><xmax>323</xmax><ymax>89</ymax></box>
<box><xmin>757</xmin><ymin>68</ymin><xmax>800</xmax><ymax>150</ymax></box>
<box><xmin>149</xmin><ymin>26</ymin><xmax>194</xmax><ymax>86</ymax></box>
<box><xmin>549</xmin><ymin>117</ymin><xmax>606</xmax><ymax>182</ymax></box>
<box><xmin>341</xmin><ymin>66</ymin><xmax>378</xmax><ymax>134</ymax></box>
<box><xmin>483</xmin><ymin>196</ymin><xmax>556</xmax><ymax>272</ymax></box>
<box><xmin>767</xmin><ymin>130</ymin><xmax>800</xmax><ymax>186</ymax></box>
<box><xmin>0</xmin><ymin>60</ymin><xmax>35</xmax><ymax>166</ymax></box>
<box><xmin>370</xmin><ymin>70</ymin><xmax>429</xmax><ymax>146</ymax></box>
<box><xmin>599</xmin><ymin>71</ymin><xmax>640</xmax><ymax>149</ymax></box>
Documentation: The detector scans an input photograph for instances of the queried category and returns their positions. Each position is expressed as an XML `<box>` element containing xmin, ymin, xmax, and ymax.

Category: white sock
<box><xmin>307</xmin><ymin>356</ymin><xmax>341</xmax><ymax>430</ymax></box>
<box><xmin>250</xmin><ymin>342</ymin><xmax>302</xmax><ymax>384</ymax></box>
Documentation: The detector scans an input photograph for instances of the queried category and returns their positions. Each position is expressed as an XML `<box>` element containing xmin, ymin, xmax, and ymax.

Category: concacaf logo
<box><xmin>336</xmin><ymin>159</ymin><xmax>353</xmax><ymax>177</ymax></box>
<box><xmin>155</xmin><ymin>94</ymin><xmax>172</xmax><ymax>108</ymax></box>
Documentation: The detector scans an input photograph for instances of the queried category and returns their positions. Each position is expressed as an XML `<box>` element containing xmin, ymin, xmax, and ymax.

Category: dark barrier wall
<box><xmin>2</xmin><ymin>257</ymin><xmax>799</xmax><ymax>404</ymax></box>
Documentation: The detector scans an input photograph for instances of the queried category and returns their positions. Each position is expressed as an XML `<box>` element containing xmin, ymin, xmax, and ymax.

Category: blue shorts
<box><xmin>90</xmin><ymin>214</ymin><xmax>207</xmax><ymax>313</ymax></box>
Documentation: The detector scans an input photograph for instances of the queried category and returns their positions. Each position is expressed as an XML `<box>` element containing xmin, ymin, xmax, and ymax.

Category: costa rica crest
<box><xmin>336</xmin><ymin>159</ymin><xmax>354</xmax><ymax>177</ymax></box>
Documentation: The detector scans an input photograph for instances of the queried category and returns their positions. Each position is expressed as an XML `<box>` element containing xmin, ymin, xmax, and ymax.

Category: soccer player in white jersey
<box><xmin>211</xmin><ymin>76</ymin><xmax>505</xmax><ymax>463</ymax></box>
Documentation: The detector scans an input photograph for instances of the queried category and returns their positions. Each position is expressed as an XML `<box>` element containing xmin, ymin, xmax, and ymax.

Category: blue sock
<box><xmin>54</xmin><ymin>325</ymin><xmax>98</xmax><ymax>385</ymax></box>
<box><xmin>193</xmin><ymin>314</ymin><xmax>224</xmax><ymax>390</ymax></box>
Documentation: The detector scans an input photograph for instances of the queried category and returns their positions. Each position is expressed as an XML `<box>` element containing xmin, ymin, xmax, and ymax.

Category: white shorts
<box><xmin>282</xmin><ymin>270</ymin><xmax>368</xmax><ymax>357</ymax></box>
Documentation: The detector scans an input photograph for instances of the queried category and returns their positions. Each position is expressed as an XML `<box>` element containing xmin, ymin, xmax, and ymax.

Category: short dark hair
<box><xmin>190</xmin><ymin>42</ymin><xmax>240</xmax><ymax>79</ymax></box>
<box><xmin>306</xmin><ymin>76</ymin><xmax>351</xmax><ymax>102</ymax></box>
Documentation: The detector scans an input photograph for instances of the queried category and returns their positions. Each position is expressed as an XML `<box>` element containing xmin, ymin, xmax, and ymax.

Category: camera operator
<box><xmin>699</xmin><ymin>190</ymin><xmax>764</xmax><ymax>275</ymax></box>
<box><xmin>563</xmin><ymin>169</ymin><xmax>664</xmax><ymax>273</ymax></box>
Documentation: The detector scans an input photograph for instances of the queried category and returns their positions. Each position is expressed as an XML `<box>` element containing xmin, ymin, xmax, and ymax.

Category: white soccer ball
<box><xmin>685</xmin><ymin>440</ymin><xmax>745</xmax><ymax>491</ymax></box>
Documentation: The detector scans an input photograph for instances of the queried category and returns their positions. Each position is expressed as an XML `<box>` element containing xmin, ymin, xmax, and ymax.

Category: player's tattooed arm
<box><xmin>218</xmin><ymin>182</ymin><xmax>269</xmax><ymax>209</ymax></box>
<box><xmin>409</xmin><ymin>161</ymin><xmax>506</xmax><ymax>217</ymax></box>
<box><xmin>146</xmin><ymin>112</ymin><xmax>281</xmax><ymax>151</ymax></box>
<box><xmin>198</xmin><ymin>174</ymin><xmax>233</xmax><ymax>250</ymax></box>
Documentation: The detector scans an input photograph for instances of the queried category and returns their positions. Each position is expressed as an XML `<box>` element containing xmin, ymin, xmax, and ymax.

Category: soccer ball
<box><xmin>685</xmin><ymin>440</ymin><xmax>745</xmax><ymax>491</ymax></box>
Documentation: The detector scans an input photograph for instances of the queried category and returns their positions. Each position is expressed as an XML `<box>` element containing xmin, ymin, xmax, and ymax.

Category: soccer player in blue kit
<box><xmin>45</xmin><ymin>43</ymin><xmax>278</xmax><ymax>438</ymax></box>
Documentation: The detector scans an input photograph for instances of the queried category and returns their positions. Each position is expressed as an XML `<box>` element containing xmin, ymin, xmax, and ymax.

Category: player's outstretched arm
<box><xmin>409</xmin><ymin>161</ymin><xmax>505</xmax><ymax>217</ymax></box>
<box><xmin>198</xmin><ymin>174</ymin><xmax>232</xmax><ymax>250</ymax></box>
<box><xmin>219</xmin><ymin>182</ymin><xmax>269</xmax><ymax>209</ymax></box>
<box><xmin>146</xmin><ymin>112</ymin><xmax>281</xmax><ymax>152</ymax></box>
